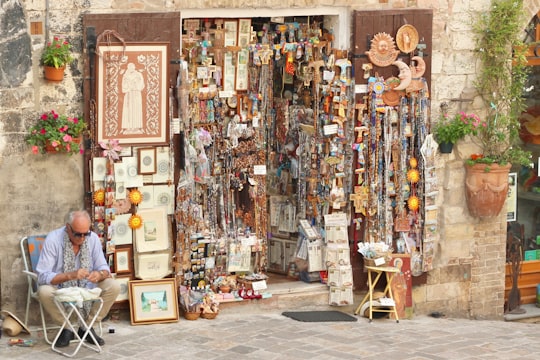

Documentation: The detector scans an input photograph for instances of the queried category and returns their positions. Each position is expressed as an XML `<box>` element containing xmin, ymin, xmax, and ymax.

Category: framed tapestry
<box><xmin>96</xmin><ymin>42</ymin><xmax>169</xmax><ymax>146</ymax></box>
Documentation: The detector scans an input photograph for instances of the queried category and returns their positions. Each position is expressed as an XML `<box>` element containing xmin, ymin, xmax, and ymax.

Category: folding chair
<box><xmin>21</xmin><ymin>235</ymin><xmax>103</xmax><ymax>345</ymax></box>
<box><xmin>20</xmin><ymin>235</ymin><xmax>59</xmax><ymax>344</ymax></box>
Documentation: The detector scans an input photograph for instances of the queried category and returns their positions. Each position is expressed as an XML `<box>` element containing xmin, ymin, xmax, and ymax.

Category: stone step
<box><xmin>504</xmin><ymin>303</ymin><xmax>540</xmax><ymax>323</ymax></box>
<box><xmin>219</xmin><ymin>279</ymin><xmax>359</xmax><ymax>315</ymax></box>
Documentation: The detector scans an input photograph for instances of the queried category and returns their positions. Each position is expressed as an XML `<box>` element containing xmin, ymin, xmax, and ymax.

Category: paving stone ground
<box><xmin>2</xmin><ymin>308</ymin><xmax>539</xmax><ymax>359</ymax></box>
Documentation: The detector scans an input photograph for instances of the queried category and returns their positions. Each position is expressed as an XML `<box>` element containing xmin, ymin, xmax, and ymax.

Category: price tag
<box><xmin>253</xmin><ymin>165</ymin><xmax>266</xmax><ymax>175</ymax></box>
<box><xmin>251</xmin><ymin>280</ymin><xmax>267</xmax><ymax>291</ymax></box>
<box><xmin>323</xmin><ymin>124</ymin><xmax>338</xmax><ymax>135</ymax></box>
<box><xmin>379</xmin><ymin>297</ymin><xmax>395</xmax><ymax>306</ymax></box>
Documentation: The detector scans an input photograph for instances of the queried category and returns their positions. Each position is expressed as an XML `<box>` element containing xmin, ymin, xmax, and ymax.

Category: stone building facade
<box><xmin>1</xmin><ymin>0</ymin><xmax>538</xmax><ymax>321</ymax></box>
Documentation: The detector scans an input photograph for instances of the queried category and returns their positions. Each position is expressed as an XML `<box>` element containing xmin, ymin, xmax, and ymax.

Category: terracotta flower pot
<box><xmin>43</xmin><ymin>65</ymin><xmax>65</xmax><ymax>81</ymax></box>
<box><xmin>44</xmin><ymin>137</ymin><xmax>82</xmax><ymax>154</ymax></box>
<box><xmin>465</xmin><ymin>163</ymin><xmax>511</xmax><ymax>218</ymax></box>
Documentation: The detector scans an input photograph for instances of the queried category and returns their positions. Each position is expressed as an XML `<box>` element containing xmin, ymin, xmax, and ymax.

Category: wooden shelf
<box><xmin>505</xmin><ymin>260</ymin><xmax>540</xmax><ymax>305</ymax></box>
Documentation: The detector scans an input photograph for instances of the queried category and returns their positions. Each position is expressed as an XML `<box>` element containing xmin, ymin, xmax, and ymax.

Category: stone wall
<box><xmin>1</xmin><ymin>0</ymin><xmax>535</xmax><ymax>321</ymax></box>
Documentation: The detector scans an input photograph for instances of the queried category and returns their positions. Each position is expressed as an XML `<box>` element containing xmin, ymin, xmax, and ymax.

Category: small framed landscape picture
<box><xmin>128</xmin><ymin>278</ymin><xmax>179</xmax><ymax>325</ymax></box>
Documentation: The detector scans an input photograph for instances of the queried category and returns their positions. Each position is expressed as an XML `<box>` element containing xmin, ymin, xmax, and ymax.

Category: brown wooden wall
<box><xmin>81</xmin><ymin>12</ymin><xmax>181</xmax><ymax>209</ymax></box>
<box><xmin>352</xmin><ymin>9</ymin><xmax>433</xmax><ymax>90</ymax></box>
<box><xmin>350</xmin><ymin>9</ymin><xmax>433</xmax><ymax>291</ymax></box>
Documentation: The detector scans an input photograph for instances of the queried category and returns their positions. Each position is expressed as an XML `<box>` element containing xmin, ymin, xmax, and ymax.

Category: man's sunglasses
<box><xmin>68</xmin><ymin>224</ymin><xmax>91</xmax><ymax>238</ymax></box>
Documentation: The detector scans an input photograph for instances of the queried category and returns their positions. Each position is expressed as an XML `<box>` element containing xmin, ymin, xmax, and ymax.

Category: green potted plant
<box><xmin>26</xmin><ymin>110</ymin><xmax>87</xmax><ymax>155</ymax></box>
<box><xmin>41</xmin><ymin>36</ymin><xmax>74</xmax><ymax>81</ymax></box>
<box><xmin>433</xmin><ymin>108</ymin><xmax>480</xmax><ymax>153</ymax></box>
<box><xmin>464</xmin><ymin>0</ymin><xmax>532</xmax><ymax>218</ymax></box>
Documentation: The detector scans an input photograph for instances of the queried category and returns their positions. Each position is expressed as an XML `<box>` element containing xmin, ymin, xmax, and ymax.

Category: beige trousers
<box><xmin>37</xmin><ymin>278</ymin><xmax>120</xmax><ymax>326</ymax></box>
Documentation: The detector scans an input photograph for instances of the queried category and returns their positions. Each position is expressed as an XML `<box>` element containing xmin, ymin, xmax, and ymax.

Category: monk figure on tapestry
<box><xmin>121</xmin><ymin>63</ymin><xmax>145</xmax><ymax>134</ymax></box>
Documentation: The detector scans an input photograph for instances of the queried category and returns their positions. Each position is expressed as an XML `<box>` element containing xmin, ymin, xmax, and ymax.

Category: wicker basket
<box><xmin>201</xmin><ymin>311</ymin><xmax>218</xmax><ymax>319</ymax></box>
<box><xmin>184</xmin><ymin>311</ymin><xmax>201</xmax><ymax>320</ymax></box>
<box><xmin>363</xmin><ymin>255</ymin><xmax>388</xmax><ymax>267</ymax></box>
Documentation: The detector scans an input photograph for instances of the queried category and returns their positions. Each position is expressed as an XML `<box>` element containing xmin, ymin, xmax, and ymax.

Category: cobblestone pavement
<box><xmin>2</xmin><ymin>308</ymin><xmax>539</xmax><ymax>360</ymax></box>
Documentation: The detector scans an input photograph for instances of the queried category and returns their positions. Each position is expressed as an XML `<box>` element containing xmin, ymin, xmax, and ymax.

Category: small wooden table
<box><xmin>354</xmin><ymin>265</ymin><xmax>400</xmax><ymax>322</ymax></box>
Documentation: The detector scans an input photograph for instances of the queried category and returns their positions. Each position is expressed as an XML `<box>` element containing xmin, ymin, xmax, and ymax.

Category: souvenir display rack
<box><xmin>351</xmin><ymin>25</ymin><xmax>435</xmax><ymax>275</ymax></box>
<box><xmin>87</xmin><ymin>17</ymin><xmax>435</xmax><ymax>304</ymax></box>
<box><xmin>173</xmin><ymin>17</ymin><xmax>358</xmax><ymax>292</ymax></box>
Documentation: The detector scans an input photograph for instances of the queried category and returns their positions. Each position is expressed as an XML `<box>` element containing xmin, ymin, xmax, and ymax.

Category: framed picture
<box><xmin>152</xmin><ymin>146</ymin><xmax>172</xmax><ymax>183</ymax></box>
<box><xmin>138</xmin><ymin>147</ymin><xmax>157</xmax><ymax>175</ymax></box>
<box><xmin>238</xmin><ymin>19</ymin><xmax>251</xmax><ymax>48</ymax></box>
<box><xmin>135</xmin><ymin>251</ymin><xmax>172</xmax><ymax>280</ymax></box>
<box><xmin>153</xmin><ymin>184</ymin><xmax>175</xmax><ymax>214</ymax></box>
<box><xmin>96</xmin><ymin>42</ymin><xmax>169</xmax><ymax>146</ymax></box>
<box><xmin>235</xmin><ymin>49</ymin><xmax>249</xmax><ymax>91</ymax></box>
<box><xmin>134</xmin><ymin>208</ymin><xmax>169</xmax><ymax>253</ymax></box>
<box><xmin>135</xmin><ymin>251</ymin><xmax>171</xmax><ymax>280</ymax></box>
<box><xmin>223</xmin><ymin>52</ymin><xmax>235</xmax><ymax>92</ymax></box>
<box><xmin>114</xmin><ymin>275</ymin><xmax>132</xmax><ymax>303</ymax></box>
<box><xmin>128</xmin><ymin>278</ymin><xmax>179</xmax><ymax>325</ymax></box>
<box><xmin>114</xmin><ymin>245</ymin><xmax>133</xmax><ymax>275</ymax></box>
<box><xmin>223</xmin><ymin>20</ymin><xmax>237</xmax><ymax>47</ymax></box>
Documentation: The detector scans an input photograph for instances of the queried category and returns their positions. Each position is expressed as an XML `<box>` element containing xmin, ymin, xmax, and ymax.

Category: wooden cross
<box><xmin>332</xmin><ymin>115</ymin><xmax>346</xmax><ymax>128</ymax></box>
<box><xmin>213</xmin><ymin>19</ymin><xmax>225</xmax><ymax>48</ymax></box>
<box><xmin>307</xmin><ymin>194</ymin><xmax>320</xmax><ymax>217</ymax></box>
<box><xmin>306</xmin><ymin>177</ymin><xmax>318</xmax><ymax>194</ymax></box>
<box><xmin>213</xmin><ymin>47</ymin><xmax>224</xmax><ymax>68</ymax></box>
<box><xmin>258</xmin><ymin>45</ymin><xmax>273</xmax><ymax>65</ymax></box>
<box><xmin>350</xmin><ymin>186</ymin><xmax>369</xmax><ymax>215</ymax></box>
<box><xmin>308</xmin><ymin>60</ymin><xmax>325</xmax><ymax>84</ymax></box>
<box><xmin>354</xmin><ymin>126</ymin><xmax>369</xmax><ymax>143</ymax></box>
<box><xmin>183</xmin><ymin>19</ymin><xmax>201</xmax><ymax>44</ymax></box>
<box><xmin>356</xmin><ymin>102</ymin><xmax>367</xmax><ymax>121</ymax></box>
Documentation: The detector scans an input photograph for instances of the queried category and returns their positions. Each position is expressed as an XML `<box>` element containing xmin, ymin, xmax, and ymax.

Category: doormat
<box><xmin>282</xmin><ymin>310</ymin><xmax>358</xmax><ymax>322</ymax></box>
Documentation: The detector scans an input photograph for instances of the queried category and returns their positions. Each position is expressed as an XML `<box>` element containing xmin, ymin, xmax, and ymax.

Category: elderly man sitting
<box><xmin>36</xmin><ymin>210</ymin><xmax>120</xmax><ymax>347</ymax></box>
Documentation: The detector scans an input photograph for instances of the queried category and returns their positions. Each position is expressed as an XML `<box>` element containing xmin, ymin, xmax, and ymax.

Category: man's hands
<box><xmin>86</xmin><ymin>270</ymin><xmax>103</xmax><ymax>283</ymax></box>
<box><xmin>67</xmin><ymin>269</ymin><xmax>102</xmax><ymax>283</ymax></box>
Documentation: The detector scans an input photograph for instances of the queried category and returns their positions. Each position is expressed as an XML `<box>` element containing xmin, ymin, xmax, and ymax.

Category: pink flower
<box><xmin>31</xmin><ymin>146</ymin><xmax>39</xmax><ymax>154</ymax></box>
<box><xmin>63</xmin><ymin>134</ymin><xmax>73</xmax><ymax>142</ymax></box>
<box><xmin>59</xmin><ymin>125</ymin><xmax>68</xmax><ymax>133</ymax></box>
<box><xmin>40</xmin><ymin>128</ymin><xmax>47</xmax><ymax>134</ymax></box>
<box><xmin>99</xmin><ymin>139</ymin><xmax>122</xmax><ymax>160</ymax></box>
<box><xmin>51</xmin><ymin>140</ymin><xmax>59</xmax><ymax>147</ymax></box>
<box><xmin>41</xmin><ymin>113</ymin><xmax>48</xmax><ymax>120</ymax></box>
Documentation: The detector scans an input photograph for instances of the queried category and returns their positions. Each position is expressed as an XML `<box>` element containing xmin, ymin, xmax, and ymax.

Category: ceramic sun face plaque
<box><xmin>365</xmin><ymin>32</ymin><xmax>400</xmax><ymax>67</ymax></box>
